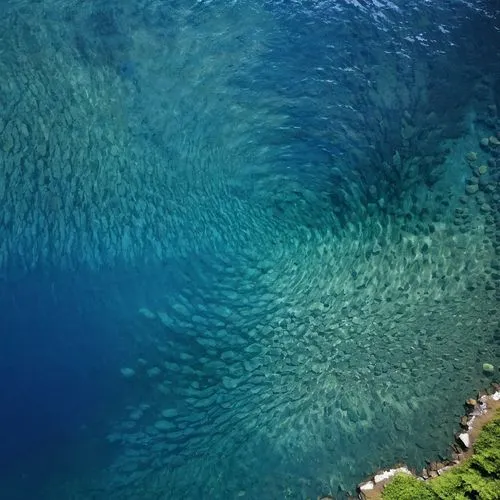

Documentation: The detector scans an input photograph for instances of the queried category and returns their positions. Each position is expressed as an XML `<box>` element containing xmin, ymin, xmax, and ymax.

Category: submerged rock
<box><xmin>465</xmin><ymin>151</ymin><xmax>477</xmax><ymax>163</ymax></box>
<box><xmin>489</xmin><ymin>135</ymin><xmax>500</xmax><ymax>147</ymax></box>
<box><xmin>478</xmin><ymin>164</ymin><xmax>488</xmax><ymax>175</ymax></box>
<box><xmin>482</xmin><ymin>363</ymin><xmax>495</xmax><ymax>373</ymax></box>
<box><xmin>120</xmin><ymin>367</ymin><xmax>136</xmax><ymax>378</ymax></box>
<box><xmin>465</xmin><ymin>183</ymin><xmax>479</xmax><ymax>195</ymax></box>
<box><xmin>161</xmin><ymin>408</ymin><xmax>179</xmax><ymax>419</ymax></box>
<box><xmin>154</xmin><ymin>420</ymin><xmax>176</xmax><ymax>432</ymax></box>
<box><xmin>146</xmin><ymin>367</ymin><xmax>161</xmax><ymax>378</ymax></box>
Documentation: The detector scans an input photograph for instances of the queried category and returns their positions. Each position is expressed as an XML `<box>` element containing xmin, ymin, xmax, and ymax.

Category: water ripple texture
<box><xmin>0</xmin><ymin>1</ymin><xmax>499</xmax><ymax>499</ymax></box>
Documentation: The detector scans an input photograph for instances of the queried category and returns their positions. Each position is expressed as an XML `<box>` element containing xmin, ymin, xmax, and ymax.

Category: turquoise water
<box><xmin>0</xmin><ymin>0</ymin><xmax>499</xmax><ymax>499</ymax></box>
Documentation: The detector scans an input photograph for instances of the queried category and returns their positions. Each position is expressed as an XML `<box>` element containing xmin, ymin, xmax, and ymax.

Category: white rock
<box><xmin>359</xmin><ymin>481</ymin><xmax>375</xmax><ymax>491</ymax></box>
<box><xmin>458</xmin><ymin>432</ymin><xmax>470</xmax><ymax>448</ymax></box>
<box><xmin>374</xmin><ymin>467</ymin><xmax>410</xmax><ymax>484</ymax></box>
<box><xmin>437</xmin><ymin>466</ymin><xmax>453</xmax><ymax>476</ymax></box>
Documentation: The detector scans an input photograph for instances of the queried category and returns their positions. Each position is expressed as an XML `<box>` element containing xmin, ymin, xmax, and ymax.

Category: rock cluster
<box><xmin>357</xmin><ymin>387</ymin><xmax>500</xmax><ymax>499</ymax></box>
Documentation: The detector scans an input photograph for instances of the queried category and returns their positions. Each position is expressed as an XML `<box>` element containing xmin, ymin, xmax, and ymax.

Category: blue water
<box><xmin>0</xmin><ymin>0</ymin><xmax>499</xmax><ymax>498</ymax></box>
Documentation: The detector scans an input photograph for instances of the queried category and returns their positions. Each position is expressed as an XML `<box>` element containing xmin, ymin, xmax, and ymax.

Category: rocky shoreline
<box><xmin>356</xmin><ymin>384</ymin><xmax>500</xmax><ymax>500</ymax></box>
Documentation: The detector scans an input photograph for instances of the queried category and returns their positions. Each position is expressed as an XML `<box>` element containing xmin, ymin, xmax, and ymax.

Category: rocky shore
<box><xmin>356</xmin><ymin>385</ymin><xmax>500</xmax><ymax>500</ymax></box>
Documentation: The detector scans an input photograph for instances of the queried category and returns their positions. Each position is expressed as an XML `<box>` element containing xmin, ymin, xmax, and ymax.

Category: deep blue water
<box><xmin>0</xmin><ymin>274</ymin><xmax>118</xmax><ymax>490</ymax></box>
<box><xmin>0</xmin><ymin>264</ymin><xmax>196</xmax><ymax>497</ymax></box>
<box><xmin>0</xmin><ymin>0</ymin><xmax>499</xmax><ymax>498</ymax></box>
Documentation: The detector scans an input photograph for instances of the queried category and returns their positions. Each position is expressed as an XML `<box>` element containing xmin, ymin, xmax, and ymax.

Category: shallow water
<box><xmin>0</xmin><ymin>0</ymin><xmax>499</xmax><ymax>499</ymax></box>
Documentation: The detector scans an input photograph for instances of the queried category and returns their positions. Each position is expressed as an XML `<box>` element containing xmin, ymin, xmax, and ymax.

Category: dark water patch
<box><xmin>0</xmin><ymin>260</ymin><xmax>206</xmax><ymax>497</ymax></box>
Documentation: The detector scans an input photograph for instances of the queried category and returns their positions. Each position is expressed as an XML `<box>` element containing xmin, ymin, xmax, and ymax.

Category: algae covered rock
<box><xmin>465</xmin><ymin>151</ymin><xmax>477</xmax><ymax>163</ymax></box>
<box><xmin>465</xmin><ymin>183</ymin><xmax>479</xmax><ymax>195</ymax></box>
<box><xmin>482</xmin><ymin>363</ymin><xmax>495</xmax><ymax>373</ymax></box>
<box><xmin>478</xmin><ymin>164</ymin><xmax>488</xmax><ymax>175</ymax></box>
<box><xmin>489</xmin><ymin>136</ymin><xmax>500</xmax><ymax>147</ymax></box>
